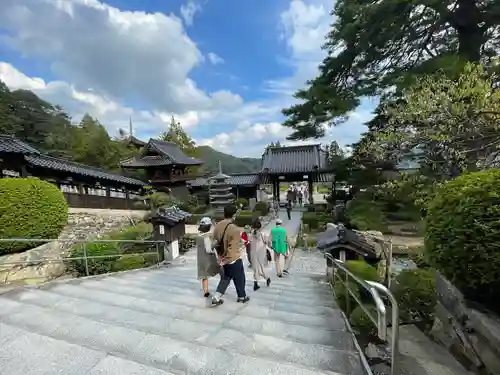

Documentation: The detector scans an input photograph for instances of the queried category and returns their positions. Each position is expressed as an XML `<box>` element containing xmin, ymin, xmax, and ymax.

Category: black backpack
<box><xmin>213</xmin><ymin>222</ymin><xmax>232</xmax><ymax>257</ymax></box>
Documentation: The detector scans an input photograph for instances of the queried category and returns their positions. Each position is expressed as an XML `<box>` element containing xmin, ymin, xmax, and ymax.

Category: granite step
<box><xmin>77</xmin><ymin>276</ymin><xmax>337</xmax><ymax>309</ymax></box>
<box><xmin>0</xmin><ymin>297</ymin><xmax>361</xmax><ymax>375</ymax></box>
<box><xmin>6</xmin><ymin>288</ymin><xmax>350</xmax><ymax>339</ymax></box>
<box><xmin>0</xmin><ymin>323</ymin><xmax>175</xmax><ymax>375</ymax></box>
<box><xmin>114</xmin><ymin>270</ymin><xmax>333</xmax><ymax>296</ymax></box>
<box><xmin>83</xmin><ymin>275</ymin><xmax>335</xmax><ymax>307</ymax></box>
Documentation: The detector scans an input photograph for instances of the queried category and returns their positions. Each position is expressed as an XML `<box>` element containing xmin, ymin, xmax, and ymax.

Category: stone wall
<box><xmin>430</xmin><ymin>272</ymin><xmax>500</xmax><ymax>375</ymax></box>
<box><xmin>0</xmin><ymin>208</ymin><xmax>148</xmax><ymax>286</ymax></box>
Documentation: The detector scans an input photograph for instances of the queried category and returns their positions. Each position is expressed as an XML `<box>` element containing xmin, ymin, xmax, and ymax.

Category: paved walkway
<box><xmin>0</xmin><ymin>210</ymin><xmax>366</xmax><ymax>375</ymax></box>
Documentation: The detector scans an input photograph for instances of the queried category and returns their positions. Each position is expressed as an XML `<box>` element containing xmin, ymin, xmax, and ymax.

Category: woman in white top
<box><xmin>250</xmin><ymin>218</ymin><xmax>271</xmax><ymax>291</ymax></box>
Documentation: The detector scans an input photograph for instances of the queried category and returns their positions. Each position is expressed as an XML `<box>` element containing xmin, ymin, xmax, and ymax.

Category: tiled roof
<box><xmin>149</xmin><ymin>139</ymin><xmax>203</xmax><ymax>165</ymax></box>
<box><xmin>0</xmin><ymin>134</ymin><xmax>40</xmax><ymax>155</ymax></box>
<box><xmin>121</xmin><ymin>139</ymin><xmax>203</xmax><ymax>168</ymax></box>
<box><xmin>151</xmin><ymin>206</ymin><xmax>192</xmax><ymax>226</ymax></box>
<box><xmin>128</xmin><ymin>136</ymin><xmax>147</xmax><ymax>147</ymax></box>
<box><xmin>261</xmin><ymin>144</ymin><xmax>330</xmax><ymax>174</ymax></box>
<box><xmin>25</xmin><ymin>155</ymin><xmax>145</xmax><ymax>187</ymax></box>
<box><xmin>187</xmin><ymin>173</ymin><xmax>260</xmax><ymax>187</ymax></box>
<box><xmin>121</xmin><ymin>155</ymin><xmax>174</xmax><ymax>167</ymax></box>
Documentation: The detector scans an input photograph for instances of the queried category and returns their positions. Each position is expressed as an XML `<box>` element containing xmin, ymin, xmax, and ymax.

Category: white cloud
<box><xmin>0</xmin><ymin>0</ymin><xmax>241</xmax><ymax>114</ymax></box>
<box><xmin>180</xmin><ymin>1</ymin><xmax>202</xmax><ymax>26</ymax></box>
<box><xmin>0</xmin><ymin>0</ymin><xmax>373</xmax><ymax>159</ymax></box>
<box><xmin>207</xmin><ymin>52</ymin><xmax>224</xmax><ymax>65</ymax></box>
<box><xmin>0</xmin><ymin>62</ymin><xmax>198</xmax><ymax>136</ymax></box>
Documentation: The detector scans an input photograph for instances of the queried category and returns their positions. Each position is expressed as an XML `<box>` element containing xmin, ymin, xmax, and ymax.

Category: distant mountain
<box><xmin>196</xmin><ymin>145</ymin><xmax>261</xmax><ymax>175</ymax></box>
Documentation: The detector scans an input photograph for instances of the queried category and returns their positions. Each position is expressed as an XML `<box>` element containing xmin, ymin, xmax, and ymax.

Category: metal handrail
<box><xmin>0</xmin><ymin>238</ymin><xmax>168</xmax><ymax>277</ymax></box>
<box><xmin>325</xmin><ymin>253</ymin><xmax>399</xmax><ymax>375</ymax></box>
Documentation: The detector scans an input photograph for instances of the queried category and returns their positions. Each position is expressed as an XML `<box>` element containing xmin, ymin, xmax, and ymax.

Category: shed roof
<box><xmin>121</xmin><ymin>139</ymin><xmax>203</xmax><ymax>168</ymax></box>
<box><xmin>261</xmin><ymin>144</ymin><xmax>330</xmax><ymax>174</ymax></box>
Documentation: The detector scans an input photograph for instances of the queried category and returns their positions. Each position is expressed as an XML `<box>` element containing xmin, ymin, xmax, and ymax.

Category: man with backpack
<box><xmin>211</xmin><ymin>205</ymin><xmax>250</xmax><ymax>305</ymax></box>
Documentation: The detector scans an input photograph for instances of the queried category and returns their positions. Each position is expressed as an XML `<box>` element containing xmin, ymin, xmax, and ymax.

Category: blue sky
<box><xmin>0</xmin><ymin>0</ymin><xmax>376</xmax><ymax>157</ymax></box>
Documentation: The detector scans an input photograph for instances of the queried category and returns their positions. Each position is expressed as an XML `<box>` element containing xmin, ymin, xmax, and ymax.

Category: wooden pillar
<box><xmin>277</xmin><ymin>179</ymin><xmax>280</xmax><ymax>202</ymax></box>
<box><xmin>308</xmin><ymin>177</ymin><xmax>314</xmax><ymax>204</ymax></box>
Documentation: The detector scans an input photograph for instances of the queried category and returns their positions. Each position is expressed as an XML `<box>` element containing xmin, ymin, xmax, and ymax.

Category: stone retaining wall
<box><xmin>0</xmin><ymin>209</ymin><xmax>148</xmax><ymax>285</ymax></box>
<box><xmin>430</xmin><ymin>272</ymin><xmax>500</xmax><ymax>374</ymax></box>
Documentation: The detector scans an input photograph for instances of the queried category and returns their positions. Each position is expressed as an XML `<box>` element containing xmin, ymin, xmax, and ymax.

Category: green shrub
<box><xmin>302</xmin><ymin>212</ymin><xmax>319</xmax><ymax>230</ymax></box>
<box><xmin>349</xmin><ymin>305</ymin><xmax>379</xmax><ymax>338</ymax></box>
<box><xmin>346</xmin><ymin>260</ymin><xmax>380</xmax><ymax>282</ymax></box>
<box><xmin>193</xmin><ymin>205</ymin><xmax>208</xmax><ymax>214</ymax></box>
<box><xmin>179</xmin><ymin>234</ymin><xmax>196</xmax><ymax>253</ymax></box>
<box><xmin>253</xmin><ymin>201</ymin><xmax>269</xmax><ymax>216</ymax></box>
<box><xmin>186</xmin><ymin>214</ymin><xmax>204</xmax><ymax>225</ymax></box>
<box><xmin>68</xmin><ymin>223</ymin><xmax>158</xmax><ymax>276</ymax></box>
<box><xmin>392</xmin><ymin>269</ymin><xmax>436</xmax><ymax>330</ymax></box>
<box><xmin>333</xmin><ymin>280</ymin><xmax>360</xmax><ymax>313</ymax></box>
<box><xmin>425</xmin><ymin>170</ymin><xmax>500</xmax><ymax>312</ymax></box>
<box><xmin>235</xmin><ymin>198</ymin><xmax>249</xmax><ymax>209</ymax></box>
<box><xmin>346</xmin><ymin>260</ymin><xmax>381</xmax><ymax>303</ymax></box>
<box><xmin>0</xmin><ymin>177</ymin><xmax>68</xmax><ymax>254</ymax></box>
<box><xmin>70</xmin><ymin>242</ymin><xmax>118</xmax><ymax>276</ymax></box>
<box><xmin>112</xmin><ymin>254</ymin><xmax>147</xmax><ymax>271</ymax></box>
<box><xmin>346</xmin><ymin>198</ymin><xmax>387</xmax><ymax>232</ymax></box>
<box><xmin>234</xmin><ymin>211</ymin><xmax>256</xmax><ymax>227</ymax></box>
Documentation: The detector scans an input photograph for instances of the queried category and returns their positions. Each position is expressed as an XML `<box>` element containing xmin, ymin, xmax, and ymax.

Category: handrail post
<box><xmin>83</xmin><ymin>243</ymin><xmax>90</xmax><ymax>276</ymax></box>
<box><xmin>367</xmin><ymin>280</ymin><xmax>399</xmax><ymax>375</ymax></box>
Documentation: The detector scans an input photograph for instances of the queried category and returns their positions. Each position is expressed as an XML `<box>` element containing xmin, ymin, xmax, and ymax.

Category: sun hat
<box><xmin>199</xmin><ymin>217</ymin><xmax>212</xmax><ymax>226</ymax></box>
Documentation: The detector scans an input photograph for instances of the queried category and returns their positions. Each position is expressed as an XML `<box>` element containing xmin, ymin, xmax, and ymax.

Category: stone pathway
<box><xmin>0</xmin><ymin>210</ymin><xmax>367</xmax><ymax>375</ymax></box>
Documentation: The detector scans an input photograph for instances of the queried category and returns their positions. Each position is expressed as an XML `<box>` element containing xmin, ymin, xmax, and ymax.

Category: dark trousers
<box><xmin>287</xmin><ymin>210</ymin><xmax>291</xmax><ymax>220</ymax></box>
<box><xmin>216</xmin><ymin>259</ymin><xmax>247</xmax><ymax>298</ymax></box>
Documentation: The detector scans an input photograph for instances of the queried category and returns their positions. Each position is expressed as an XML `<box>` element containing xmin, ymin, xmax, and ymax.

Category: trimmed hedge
<box><xmin>0</xmin><ymin>177</ymin><xmax>68</xmax><ymax>254</ymax></box>
<box><xmin>425</xmin><ymin>170</ymin><xmax>500</xmax><ymax>312</ymax></box>
<box><xmin>235</xmin><ymin>198</ymin><xmax>249</xmax><ymax>209</ymax></box>
<box><xmin>234</xmin><ymin>211</ymin><xmax>256</xmax><ymax>227</ymax></box>
<box><xmin>253</xmin><ymin>201</ymin><xmax>269</xmax><ymax>216</ymax></box>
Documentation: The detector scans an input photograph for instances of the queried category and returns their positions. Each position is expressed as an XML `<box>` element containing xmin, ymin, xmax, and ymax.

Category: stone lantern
<box><xmin>150</xmin><ymin>205</ymin><xmax>192</xmax><ymax>262</ymax></box>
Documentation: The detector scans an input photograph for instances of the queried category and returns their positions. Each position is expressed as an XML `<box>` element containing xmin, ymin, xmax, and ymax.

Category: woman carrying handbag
<box><xmin>249</xmin><ymin>217</ymin><xmax>272</xmax><ymax>291</ymax></box>
<box><xmin>196</xmin><ymin>217</ymin><xmax>224</xmax><ymax>307</ymax></box>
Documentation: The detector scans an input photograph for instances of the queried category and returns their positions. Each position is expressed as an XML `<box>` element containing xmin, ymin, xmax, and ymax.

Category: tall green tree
<box><xmin>282</xmin><ymin>0</ymin><xmax>500</xmax><ymax>139</ymax></box>
<box><xmin>159</xmin><ymin>116</ymin><xmax>201</xmax><ymax>172</ymax></box>
<box><xmin>376</xmin><ymin>61</ymin><xmax>500</xmax><ymax>178</ymax></box>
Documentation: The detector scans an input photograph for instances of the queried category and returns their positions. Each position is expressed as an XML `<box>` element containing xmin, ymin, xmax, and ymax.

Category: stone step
<box><xmin>97</xmin><ymin>273</ymin><xmax>335</xmax><ymax>305</ymax></box>
<box><xmin>92</xmin><ymin>276</ymin><xmax>338</xmax><ymax>317</ymax></box>
<box><xmin>0</xmin><ymin>297</ymin><xmax>358</xmax><ymax>375</ymax></box>
<box><xmin>0</xmin><ymin>323</ymin><xmax>175</xmax><ymax>375</ymax></box>
<box><xmin>35</xmin><ymin>282</ymin><xmax>349</xmax><ymax>333</ymax></box>
<box><xmin>116</xmin><ymin>269</ymin><xmax>333</xmax><ymax>296</ymax></box>
<box><xmin>75</xmin><ymin>278</ymin><xmax>342</xmax><ymax>321</ymax></box>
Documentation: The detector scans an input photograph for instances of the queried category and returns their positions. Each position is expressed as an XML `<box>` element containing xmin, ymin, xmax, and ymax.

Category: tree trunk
<box><xmin>452</xmin><ymin>0</ymin><xmax>485</xmax><ymax>62</ymax></box>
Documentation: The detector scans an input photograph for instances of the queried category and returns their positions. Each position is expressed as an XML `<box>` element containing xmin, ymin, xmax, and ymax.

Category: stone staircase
<box><xmin>0</xmin><ymin>250</ymin><xmax>370</xmax><ymax>375</ymax></box>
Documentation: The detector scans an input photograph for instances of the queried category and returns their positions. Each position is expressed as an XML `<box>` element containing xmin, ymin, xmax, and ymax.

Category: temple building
<box><xmin>120</xmin><ymin>138</ymin><xmax>203</xmax><ymax>198</ymax></box>
<box><xmin>0</xmin><ymin>134</ymin><xmax>145</xmax><ymax>210</ymax></box>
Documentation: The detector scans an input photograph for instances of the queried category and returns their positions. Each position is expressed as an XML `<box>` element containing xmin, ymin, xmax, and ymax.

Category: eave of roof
<box><xmin>149</xmin><ymin>139</ymin><xmax>203</xmax><ymax>165</ymax></box>
<box><xmin>25</xmin><ymin>154</ymin><xmax>146</xmax><ymax>187</ymax></box>
<box><xmin>261</xmin><ymin>144</ymin><xmax>328</xmax><ymax>174</ymax></box>
<box><xmin>0</xmin><ymin>134</ymin><xmax>41</xmax><ymax>155</ymax></box>
<box><xmin>187</xmin><ymin>173</ymin><xmax>260</xmax><ymax>187</ymax></box>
